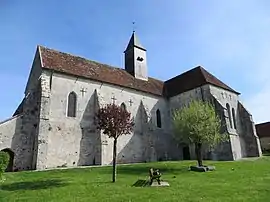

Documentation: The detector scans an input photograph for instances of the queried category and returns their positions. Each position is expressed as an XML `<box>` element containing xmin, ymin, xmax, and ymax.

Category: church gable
<box><xmin>24</xmin><ymin>47</ymin><xmax>43</xmax><ymax>95</ymax></box>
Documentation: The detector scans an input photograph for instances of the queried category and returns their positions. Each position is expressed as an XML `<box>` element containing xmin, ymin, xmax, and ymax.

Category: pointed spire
<box><xmin>124</xmin><ymin>32</ymin><xmax>146</xmax><ymax>52</ymax></box>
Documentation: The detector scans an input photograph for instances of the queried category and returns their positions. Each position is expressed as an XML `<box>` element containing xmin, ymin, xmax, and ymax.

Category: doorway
<box><xmin>1</xmin><ymin>148</ymin><xmax>15</xmax><ymax>172</ymax></box>
<box><xmin>183</xmin><ymin>146</ymin><xmax>191</xmax><ymax>160</ymax></box>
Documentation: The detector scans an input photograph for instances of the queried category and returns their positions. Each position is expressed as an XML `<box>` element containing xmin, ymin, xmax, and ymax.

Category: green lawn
<box><xmin>1</xmin><ymin>157</ymin><xmax>270</xmax><ymax>202</ymax></box>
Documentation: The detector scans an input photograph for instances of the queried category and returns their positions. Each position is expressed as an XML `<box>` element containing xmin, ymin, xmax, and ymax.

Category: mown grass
<box><xmin>1</xmin><ymin>157</ymin><xmax>270</xmax><ymax>202</ymax></box>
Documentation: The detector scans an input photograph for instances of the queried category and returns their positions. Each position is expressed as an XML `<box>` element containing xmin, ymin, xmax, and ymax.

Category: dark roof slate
<box><xmin>256</xmin><ymin>122</ymin><xmax>270</xmax><ymax>138</ymax></box>
<box><xmin>164</xmin><ymin>66</ymin><xmax>240</xmax><ymax>97</ymax></box>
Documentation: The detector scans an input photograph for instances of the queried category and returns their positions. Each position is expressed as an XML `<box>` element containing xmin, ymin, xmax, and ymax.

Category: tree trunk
<box><xmin>195</xmin><ymin>143</ymin><xmax>203</xmax><ymax>167</ymax></box>
<box><xmin>112</xmin><ymin>138</ymin><xmax>117</xmax><ymax>182</ymax></box>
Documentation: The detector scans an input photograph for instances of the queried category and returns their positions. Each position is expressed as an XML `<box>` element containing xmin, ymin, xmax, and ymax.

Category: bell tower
<box><xmin>124</xmin><ymin>31</ymin><xmax>148</xmax><ymax>81</ymax></box>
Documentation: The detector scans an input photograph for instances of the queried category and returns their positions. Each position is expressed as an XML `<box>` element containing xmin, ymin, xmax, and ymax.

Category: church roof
<box><xmin>38</xmin><ymin>46</ymin><xmax>239</xmax><ymax>97</ymax></box>
<box><xmin>124</xmin><ymin>32</ymin><xmax>146</xmax><ymax>52</ymax></box>
<box><xmin>256</xmin><ymin>122</ymin><xmax>270</xmax><ymax>138</ymax></box>
<box><xmin>39</xmin><ymin>46</ymin><xmax>163</xmax><ymax>96</ymax></box>
<box><xmin>164</xmin><ymin>66</ymin><xmax>240</xmax><ymax>97</ymax></box>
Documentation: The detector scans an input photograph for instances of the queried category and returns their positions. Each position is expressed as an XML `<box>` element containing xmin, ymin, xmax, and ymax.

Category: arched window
<box><xmin>120</xmin><ymin>102</ymin><xmax>126</xmax><ymax>111</ymax></box>
<box><xmin>156</xmin><ymin>109</ymin><xmax>161</xmax><ymax>128</ymax></box>
<box><xmin>232</xmin><ymin>108</ymin><xmax>237</xmax><ymax>129</ymax></box>
<box><xmin>67</xmin><ymin>92</ymin><xmax>77</xmax><ymax>117</ymax></box>
<box><xmin>226</xmin><ymin>103</ymin><xmax>232</xmax><ymax>128</ymax></box>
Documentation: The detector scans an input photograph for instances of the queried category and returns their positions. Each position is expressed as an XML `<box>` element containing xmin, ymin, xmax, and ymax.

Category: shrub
<box><xmin>0</xmin><ymin>151</ymin><xmax>10</xmax><ymax>180</ymax></box>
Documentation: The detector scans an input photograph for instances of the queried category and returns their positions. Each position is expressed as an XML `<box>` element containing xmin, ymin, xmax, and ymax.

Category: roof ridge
<box><xmin>164</xmin><ymin>65</ymin><xmax>199</xmax><ymax>83</ymax></box>
<box><xmin>197</xmin><ymin>66</ymin><xmax>209</xmax><ymax>82</ymax></box>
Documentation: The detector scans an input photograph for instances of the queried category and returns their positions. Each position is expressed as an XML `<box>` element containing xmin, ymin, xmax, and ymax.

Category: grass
<box><xmin>1</xmin><ymin>157</ymin><xmax>270</xmax><ymax>202</ymax></box>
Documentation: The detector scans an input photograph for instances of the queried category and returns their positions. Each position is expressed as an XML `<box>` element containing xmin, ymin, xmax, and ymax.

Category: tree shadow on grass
<box><xmin>0</xmin><ymin>179</ymin><xmax>69</xmax><ymax>191</ymax></box>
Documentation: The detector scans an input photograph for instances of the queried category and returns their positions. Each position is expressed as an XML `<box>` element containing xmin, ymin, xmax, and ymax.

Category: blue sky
<box><xmin>0</xmin><ymin>0</ymin><xmax>270</xmax><ymax>123</ymax></box>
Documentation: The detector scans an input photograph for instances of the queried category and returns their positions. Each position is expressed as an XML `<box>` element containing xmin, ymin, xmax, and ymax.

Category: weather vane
<box><xmin>132</xmin><ymin>21</ymin><xmax>136</xmax><ymax>33</ymax></box>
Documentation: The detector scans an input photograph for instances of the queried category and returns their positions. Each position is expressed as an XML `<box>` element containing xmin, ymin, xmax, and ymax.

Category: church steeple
<box><xmin>124</xmin><ymin>32</ymin><xmax>146</xmax><ymax>52</ymax></box>
<box><xmin>124</xmin><ymin>32</ymin><xmax>148</xmax><ymax>81</ymax></box>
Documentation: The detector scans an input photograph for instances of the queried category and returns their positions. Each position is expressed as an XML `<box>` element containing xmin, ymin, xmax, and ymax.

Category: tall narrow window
<box><xmin>156</xmin><ymin>109</ymin><xmax>161</xmax><ymax>128</ymax></box>
<box><xmin>120</xmin><ymin>102</ymin><xmax>126</xmax><ymax>111</ymax></box>
<box><xmin>226</xmin><ymin>103</ymin><xmax>232</xmax><ymax>128</ymax></box>
<box><xmin>232</xmin><ymin>108</ymin><xmax>237</xmax><ymax>129</ymax></box>
<box><xmin>67</xmin><ymin>92</ymin><xmax>77</xmax><ymax>117</ymax></box>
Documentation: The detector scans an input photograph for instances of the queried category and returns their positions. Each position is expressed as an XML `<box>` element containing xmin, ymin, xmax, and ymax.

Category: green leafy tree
<box><xmin>0</xmin><ymin>151</ymin><xmax>10</xmax><ymax>182</ymax></box>
<box><xmin>172</xmin><ymin>100</ymin><xmax>228</xmax><ymax>167</ymax></box>
<box><xmin>96</xmin><ymin>103</ymin><xmax>134</xmax><ymax>182</ymax></box>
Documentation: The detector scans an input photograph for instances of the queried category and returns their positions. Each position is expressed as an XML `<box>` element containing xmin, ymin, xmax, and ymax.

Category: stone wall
<box><xmin>42</xmin><ymin>72</ymin><xmax>180</xmax><ymax>169</ymax></box>
<box><xmin>168</xmin><ymin>84</ymin><xmax>257</xmax><ymax>161</ymax></box>
<box><xmin>208</xmin><ymin>85</ymin><xmax>246</xmax><ymax>160</ymax></box>
<box><xmin>18</xmin><ymin>84</ymin><xmax>41</xmax><ymax>171</ymax></box>
<box><xmin>17</xmin><ymin>50</ymin><xmax>43</xmax><ymax>171</ymax></box>
<box><xmin>0</xmin><ymin>48</ymin><xmax>43</xmax><ymax>171</ymax></box>
<box><xmin>259</xmin><ymin>137</ymin><xmax>270</xmax><ymax>151</ymax></box>
<box><xmin>169</xmin><ymin>85</ymin><xmax>209</xmax><ymax>160</ymax></box>
<box><xmin>238</xmin><ymin>102</ymin><xmax>262</xmax><ymax>157</ymax></box>
<box><xmin>0</xmin><ymin>115</ymin><xmax>23</xmax><ymax>170</ymax></box>
<box><xmin>35</xmin><ymin>71</ymin><xmax>52</xmax><ymax>170</ymax></box>
<box><xmin>209</xmin><ymin>95</ymin><xmax>233</xmax><ymax>161</ymax></box>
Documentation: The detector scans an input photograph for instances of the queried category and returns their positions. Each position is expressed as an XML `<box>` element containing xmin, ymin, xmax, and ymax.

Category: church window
<box><xmin>137</xmin><ymin>56</ymin><xmax>144</xmax><ymax>61</ymax></box>
<box><xmin>226</xmin><ymin>103</ymin><xmax>232</xmax><ymax>128</ymax></box>
<box><xmin>67</xmin><ymin>92</ymin><xmax>77</xmax><ymax>117</ymax></box>
<box><xmin>120</xmin><ymin>102</ymin><xmax>126</xmax><ymax>111</ymax></box>
<box><xmin>156</xmin><ymin>109</ymin><xmax>161</xmax><ymax>128</ymax></box>
<box><xmin>232</xmin><ymin>108</ymin><xmax>237</xmax><ymax>129</ymax></box>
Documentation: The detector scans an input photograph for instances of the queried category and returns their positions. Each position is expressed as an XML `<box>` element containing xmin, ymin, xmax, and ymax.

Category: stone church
<box><xmin>0</xmin><ymin>32</ymin><xmax>262</xmax><ymax>171</ymax></box>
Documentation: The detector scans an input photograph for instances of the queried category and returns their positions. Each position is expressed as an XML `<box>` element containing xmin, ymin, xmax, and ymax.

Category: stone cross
<box><xmin>80</xmin><ymin>88</ymin><xmax>87</xmax><ymax>97</ymax></box>
<box><xmin>111</xmin><ymin>96</ymin><xmax>117</xmax><ymax>104</ymax></box>
<box><xmin>221</xmin><ymin>92</ymin><xmax>224</xmax><ymax>98</ymax></box>
<box><xmin>129</xmin><ymin>99</ymin><xmax>133</xmax><ymax>106</ymax></box>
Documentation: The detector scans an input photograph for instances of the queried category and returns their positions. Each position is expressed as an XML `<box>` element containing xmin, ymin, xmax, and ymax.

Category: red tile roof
<box><xmin>256</xmin><ymin>122</ymin><xmax>270</xmax><ymax>138</ymax></box>
<box><xmin>38</xmin><ymin>46</ymin><xmax>239</xmax><ymax>98</ymax></box>
<box><xmin>39</xmin><ymin>46</ymin><xmax>164</xmax><ymax>96</ymax></box>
